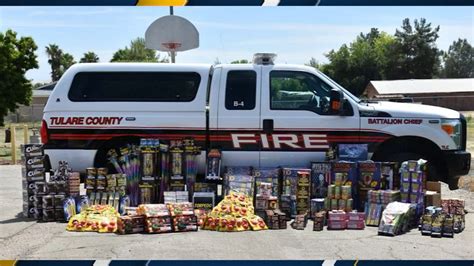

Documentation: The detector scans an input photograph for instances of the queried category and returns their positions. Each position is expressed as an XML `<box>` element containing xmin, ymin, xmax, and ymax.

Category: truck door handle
<box><xmin>263</xmin><ymin>119</ymin><xmax>274</xmax><ymax>134</ymax></box>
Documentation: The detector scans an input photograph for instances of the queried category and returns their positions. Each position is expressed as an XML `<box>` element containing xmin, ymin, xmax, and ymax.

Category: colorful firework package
<box><xmin>117</xmin><ymin>215</ymin><xmax>145</xmax><ymax>234</ymax></box>
<box><xmin>206</xmin><ymin>149</ymin><xmax>222</xmax><ymax>180</ymax></box>
<box><xmin>311</xmin><ymin>162</ymin><xmax>331</xmax><ymax>198</ymax></box>
<box><xmin>296</xmin><ymin>171</ymin><xmax>311</xmax><ymax>215</ymax></box>
<box><xmin>169</xmin><ymin>140</ymin><xmax>186</xmax><ymax>191</ymax></box>
<box><xmin>224</xmin><ymin>167</ymin><xmax>255</xmax><ymax>197</ymax></box>
<box><xmin>203</xmin><ymin>192</ymin><xmax>267</xmax><ymax>232</ymax></box>
<box><xmin>399</xmin><ymin>159</ymin><xmax>427</xmax><ymax>217</ymax></box>
<box><xmin>357</xmin><ymin>161</ymin><xmax>382</xmax><ymax>212</ymax></box>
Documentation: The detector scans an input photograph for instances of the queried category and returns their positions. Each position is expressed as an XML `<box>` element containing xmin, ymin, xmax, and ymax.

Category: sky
<box><xmin>0</xmin><ymin>6</ymin><xmax>473</xmax><ymax>83</ymax></box>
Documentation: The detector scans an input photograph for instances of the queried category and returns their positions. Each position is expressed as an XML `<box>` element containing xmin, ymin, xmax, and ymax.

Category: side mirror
<box><xmin>329</xmin><ymin>89</ymin><xmax>344</xmax><ymax>115</ymax></box>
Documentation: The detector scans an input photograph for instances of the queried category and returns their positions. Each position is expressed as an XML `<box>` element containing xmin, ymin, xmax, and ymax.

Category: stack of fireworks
<box><xmin>264</xmin><ymin>209</ymin><xmax>287</xmax><ymax>230</ymax></box>
<box><xmin>399</xmin><ymin>159</ymin><xmax>427</xmax><ymax>218</ymax></box>
<box><xmin>107</xmin><ymin>145</ymin><xmax>141</xmax><ymax>206</ymax></box>
<box><xmin>117</xmin><ymin>214</ymin><xmax>146</xmax><ymax>235</ymax></box>
<box><xmin>378</xmin><ymin>201</ymin><xmax>416</xmax><ymax>236</ymax></box>
<box><xmin>419</xmin><ymin>206</ymin><xmax>454</xmax><ymax>237</ymax></box>
<box><xmin>313</xmin><ymin>211</ymin><xmax>326</xmax><ymax>231</ymax></box>
<box><xmin>66</xmin><ymin>205</ymin><xmax>119</xmax><ymax>233</ymax></box>
<box><xmin>223</xmin><ymin>166</ymin><xmax>255</xmax><ymax>197</ymax></box>
<box><xmin>67</xmin><ymin>172</ymin><xmax>81</xmax><ymax>197</ymax></box>
<box><xmin>327</xmin><ymin>210</ymin><xmax>347</xmax><ymax>230</ymax></box>
<box><xmin>281</xmin><ymin>168</ymin><xmax>311</xmax><ymax>219</ymax></box>
<box><xmin>330</xmin><ymin>161</ymin><xmax>358</xmax><ymax>210</ymax></box>
<box><xmin>441</xmin><ymin>199</ymin><xmax>466</xmax><ymax>233</ymax></box>
<box><xmin>327</xmin><ymin>184</ymin><xmax>353</xmax><ymax>213</ymax></box>
<box><xmin>255</xmin><ymin>182</ymin><xmax>278</xmax><ymax>217</ymax></box>
<box><xmin>202</xmin><ymin>192</ymin><xmax>267</xmax><ymax>232</ymax></box>
<box><xmin>365</xmin><ymin>190</ymin><xmax>400</xmax><ymax>226</ymax></box>
<box><xmin>21</xmin><ymin>144</ymin><xmax>46</xmax><ymax>218</ymax></box>
<box><xmin>255</xmin><ymin>168</ymin><xmax>281</xmax><ymax>197</ymax></box>
<box><xmin>167</xmin><ymin>202</ymin><xmax>198</xmax><ymax>232</ymax></box>
<box><xmin>137</xmin><ymin>204</ymin><xmax>173</xmax><ymax>233</ymax></box>
<box><xmin>164</xmin><ymin>191</ymin><xmax>189</xmax><ymax>204</ymax></box>
<box><xmin>326</xmin><ymin>210</ymin><xmax>365</xmax><ymax>230</ymax></box>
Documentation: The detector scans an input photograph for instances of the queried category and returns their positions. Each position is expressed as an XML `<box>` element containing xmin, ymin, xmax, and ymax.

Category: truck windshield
<box><xmin>315</xmin><ymin>70</ymin><xmax>362</xmax><ymax>103</ymax></box>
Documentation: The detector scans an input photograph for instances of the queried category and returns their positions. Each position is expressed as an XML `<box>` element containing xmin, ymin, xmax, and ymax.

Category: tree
<box><xmin>230</xmin><ymin>59</ymin><xmax>250</xmax><ymax>64</ymax></box>
<box><xmin>60</xmin><ymin>53</ymin><xmax>76</xmax><ymax>76</ymax></box>
<box><xmin>45</xmin><ymin>44</ymin><xmax>63</xmax><ymax>82</ymax></box>
<box><xmin>442</xmin><ymin>38</ymin><xmax>474</xmax><ymax>78</ymax></box>
<box><xmin>394</xmin><ymin>18</ymin><xmax>441</xmax><ymax>79</ymax></box>
<box><xmin>111</xmin><ymin>37</ymin><xmax>168</xmax><ymax>63</ymax></box>
<box><xmin>80</xmin><ymin>51</ymin><xmax>99</xmax><ymax>63</ymax></box>
<box><xmin>306</xmin><ymin>57</ymin><xmax>322</xmax><ymax>69</ymax></box>
<box><xmin>0</xmin><ymin>29</ymin><xmax>38</xmax><ymax>126</ymax></box>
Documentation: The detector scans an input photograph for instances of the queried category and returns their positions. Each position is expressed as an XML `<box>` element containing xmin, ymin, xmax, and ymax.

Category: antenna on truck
<box><xmin>253</xmin><ymin>53</ymin><xmax>277</xmax><ymax>65</ymax></box>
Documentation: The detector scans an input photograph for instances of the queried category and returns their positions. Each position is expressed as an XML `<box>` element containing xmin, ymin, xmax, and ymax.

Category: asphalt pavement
<box><xmin>0</xmin><ymin>165</ymin><xmax>473</xmax><ymax>260</ymax></box>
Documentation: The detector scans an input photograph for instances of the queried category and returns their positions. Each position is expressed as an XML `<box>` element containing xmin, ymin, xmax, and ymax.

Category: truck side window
<box><xmin>68</xmin><ymin>72</ymin><xmax>201</xmax><ymax>102</ymax></box>
<box><xmin>270</xmin><ymin>71</ymin><xmax>332</xmax><ymax>115</ymax></box>
<box><xmin>225</xmin><ymin>70</ymin><xmax>257</xmax><ymax>110</ymax></box>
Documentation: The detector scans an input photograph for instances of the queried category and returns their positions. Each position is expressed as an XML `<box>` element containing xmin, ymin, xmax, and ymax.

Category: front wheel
<box><xmin>374</xmin><ymin>151</ymin><xmax>450</xmax><ymax>188</ymax></box>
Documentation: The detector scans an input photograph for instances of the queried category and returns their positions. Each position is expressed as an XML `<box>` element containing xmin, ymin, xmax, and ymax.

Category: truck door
<box><xmin>259</xmin><ymin>67</ymin><xmax>360</xmax><ymax>168</ymax></box>
<box><xmin>215</xmin><ymin>65</ymin><xmax>262</xmax><ymax>167</ymax></box>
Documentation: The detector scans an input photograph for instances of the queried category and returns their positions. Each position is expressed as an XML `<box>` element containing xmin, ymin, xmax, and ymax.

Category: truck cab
<box><xmin>41</xmin><ymin>53</ymin><xmax>471</xmax><ymax>188</ymax></box>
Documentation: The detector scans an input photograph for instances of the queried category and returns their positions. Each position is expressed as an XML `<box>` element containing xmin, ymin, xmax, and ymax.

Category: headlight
<box><xmin>441</xmin><ymin>119</ymin><xmax>462</xmax><ymax>149</ymax></box>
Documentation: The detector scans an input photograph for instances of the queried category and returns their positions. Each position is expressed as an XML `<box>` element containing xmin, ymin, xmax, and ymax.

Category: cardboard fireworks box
<box><xmin>193</xmin><ymin>192</ymin><xmax>215</xmax><ymax>211</ymax></box>
<box><xmin>254</xmin><ymin>168</ymin><xmax>281</xmax><ymax>197</ymax></box>
<box><xmin>310</xmin><ymin>162</ymin><xmax>331</xmax><ymax>199</ymax></box>
<box><xmin>22</xmin><ymin>144</ymin><xmax>44</xmax><ymax>158</ymax></box>
<box><xmin>296</xmin><ymin>171</ymin><xmax>311</xmax><ymax>215</ymax></box>
<box><xmin>224</xmin><ymin>174</ymin><xmax>255</xmax><ymax>197</ymax></box>
<box><xmin>331</xmin><ymin>162</ymin><xmax>358</xmax><ymax>210</ymax></box>
<box><xmin>381</xmin><ymin>162</ymin><xmax>398</xmax><ymax>190</ymax></box>
<box><xmin>117</xmin><ymin>215</ymin><xmax>146</xmax><ymax>234</ymax></box>
<box><xmin>358</xmin><ymin>161</ymin><xmax>382</xmax><ymax>211</ymax></box>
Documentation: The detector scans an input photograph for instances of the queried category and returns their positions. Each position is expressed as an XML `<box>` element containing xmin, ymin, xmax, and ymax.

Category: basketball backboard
<box><xmin>145</xmin><ymin>15</ymin><xmax>199</xmax><ymax>52</ymax></box>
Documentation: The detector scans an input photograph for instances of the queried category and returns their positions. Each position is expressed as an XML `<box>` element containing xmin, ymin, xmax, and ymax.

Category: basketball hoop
<box><xmin>161</xmin><ymin>42</ymin><xmax>182</xmax><ymax>52</ymax></box>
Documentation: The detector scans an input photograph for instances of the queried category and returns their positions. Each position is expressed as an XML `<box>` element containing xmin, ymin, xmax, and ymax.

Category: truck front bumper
<box><xmin>443</xmin><ymin>150</ymin><xmax>471</xmax><ymax>177</ymax></box>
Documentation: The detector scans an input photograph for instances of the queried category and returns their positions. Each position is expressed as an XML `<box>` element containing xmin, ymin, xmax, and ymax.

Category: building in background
<box><xmin>5</xmin><ymin>83</ymin><xmax>56</xmax><ymax>123</ymax></box>
<box><xmin>364</xmin><ymin>78</ymin><xmax>474</xmax><ymax>111</ymax></box>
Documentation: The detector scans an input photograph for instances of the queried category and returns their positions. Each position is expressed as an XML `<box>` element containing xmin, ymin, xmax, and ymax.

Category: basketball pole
<box><xmin>169</xmin><ymin>6</ymin><xmax>176</xmax><ymax>63</ymax></box>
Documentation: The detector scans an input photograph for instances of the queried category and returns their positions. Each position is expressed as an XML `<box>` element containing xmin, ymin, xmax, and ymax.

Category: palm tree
<box><xmin>60</xmin><ymin>53</ymin><xmax>76</xmax><ymax>76</ymax></box>
<box><xmin>80</xmin><ymin>51</ymin><xmax>99</xmax><ymax>63</ymax></box>
<box><xmin>45</xmin><ymin>44</ymin><xmax>63</xmax><ymax>82</ymax></box>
